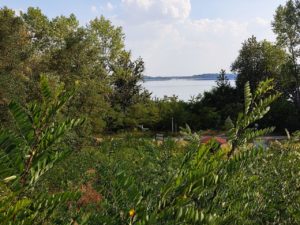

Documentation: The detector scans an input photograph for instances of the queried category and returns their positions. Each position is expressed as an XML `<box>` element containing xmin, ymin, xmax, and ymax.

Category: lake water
<box><xmin>143</xmin><ymin>79</ymin><xmax>236</xmax><ymax>101</ymax></box>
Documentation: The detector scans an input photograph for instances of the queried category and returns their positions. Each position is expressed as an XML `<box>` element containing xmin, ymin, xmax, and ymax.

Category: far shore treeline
<box><xmin>143</xmin><ymin>73</ymin><xmax>237</xmax><ymax>81</ymax></box>
<box><xmin>0</xmin><ymin>4</ymin><xmax>299</xmax><ymax>138</ymax></box>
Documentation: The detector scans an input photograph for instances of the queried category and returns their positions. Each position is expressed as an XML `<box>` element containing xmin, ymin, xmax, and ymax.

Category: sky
<box><xmin>0</xmin><ymin>0</ymin><xmax>287</xmax><ymax>76</ymax></box>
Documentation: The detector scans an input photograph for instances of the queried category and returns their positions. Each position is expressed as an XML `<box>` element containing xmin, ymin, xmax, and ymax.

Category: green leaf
<box><xmin>244</xmin><ymin>82</ymin><xmax>252</xmax><ymax>114</ymax></box>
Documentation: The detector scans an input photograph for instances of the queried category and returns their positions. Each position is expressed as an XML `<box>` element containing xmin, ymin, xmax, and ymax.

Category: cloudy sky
<box><xmin>1</xmin><ymin>0</ymin><xmax>287</xmax><ymax>76</ymax></box>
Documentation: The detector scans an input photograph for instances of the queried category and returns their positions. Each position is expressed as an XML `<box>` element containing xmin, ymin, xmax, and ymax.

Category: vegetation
<box><xmin>1</xmin><ymin>75</ymin><xmax>299</xmax><ymax>224</ymax></box>
<box><xmin>227</xmin><ymin>79</ymin><xmax>281</xmax><ymax>156</ymax></box>
<box><xmin>273</xmin><ymin>0</ymin><xmax>300</xmax><ymax>109</ymax></box>
<box><xmin>0</xmin><ymin>1</ymin><xmax>300</xmax><ymax>224</ymax></box>
<box><xmin>0</xmin><ymin>76</ymin><xmax>83</xmax><ymax>224</ymax></box>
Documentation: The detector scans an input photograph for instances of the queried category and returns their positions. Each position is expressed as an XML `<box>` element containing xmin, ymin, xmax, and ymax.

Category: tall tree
<box><xmin>231</xmin><ymin>36</ymin><xmax>287</xmax><ymax>94</ymax></box>
<box><xmin>272</xmin><ymin>0</ymin><xmax>300</xmax><ymax>108</ymax></box>
<box><xmin>0</xmin><ymin>7</ymin><xmax>31</xmax><ymax>74</ymax></box>
<box><xmin>0</xmin><ymin>7</ymin><xmax>32</xmax><ymax>126</ymax></box>
<box><xmin>110</xmin><ymin>51</ymin><xmax>145</xmax><ymax>112</ymax></box>
<box><xmin>0</xmin><ymin>7</ymin><xmax>151</xmax><ymax>133</ymax></box>
<box><xmin>88</xmin><ymin>16</ymin><xmax>125</xmax><ymax>72</ymax></box>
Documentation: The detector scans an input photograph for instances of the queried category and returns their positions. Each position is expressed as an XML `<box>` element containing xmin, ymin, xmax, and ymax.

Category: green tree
<box><xmin>0</xmin><ymin>7</ymin><xmax>33</xmax><ymax>127</ymax></box>
<box><xmin>216</xmin><ymin>69</ymin><xmax>230</xmax><ymax>88</ymax></box>
<box><xmin>110</xmin><ymin>51</ymin><xmax>145</xmax><ymax>112</ymax></box>
<box><xmin>272</xmin><ymin>0</ymin><xmax>300</xmax><ymax>108</ymax></box>
<box><xmin>20</xmin><ymin>8</ymin><xmax>150</xmax><ymax>134</ymax></box>
<box><xmin>232</xmin><ymin>36</ymin><xmax>287</xmax><ymax>94</ymax></box>
<box><xmin>199</xmin><ymin>85</ymin><xmax>241</xmax><ymax>127</ymax></box>
<box><xmin>0</xmin><ymin>7</ymin><xmax>31</xmax><ymax>74</ymax></box>
<box><xmin>88</xmin><ymin>16</ymin><xmax>125</xmax><ymax>72</ymax></box>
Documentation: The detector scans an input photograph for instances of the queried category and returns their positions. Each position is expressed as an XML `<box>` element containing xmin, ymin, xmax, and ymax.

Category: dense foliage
<box><xmin>1</xmin><ymin>4</ymin><xmax>300</xmax><ymax>136</ymax></box>
<box><xmin>0</xmin><ymin>76</ymin><xmax>83</xmax><ymax>224</ymax></box>
<box><xmin>1</xmin><ymin>74</ymin><xmax>299</xmax><ymax>224</ymax></box>
<box><xmin>0</xmin><ymin>7</ymin><xmax>151</xmax><ymax>135</ymax></box>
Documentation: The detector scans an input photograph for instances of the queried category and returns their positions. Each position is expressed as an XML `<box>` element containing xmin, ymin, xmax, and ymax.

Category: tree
<box><xmin>216</xmin><ymin>69</ymin><xmax>230</xmax><ymax>87</ymax></box>
<box><xmin>0</xmin><ymin>7</ymin><xmax>31</xmax><ymax>74</ymax></box>
<box><xmin>231</xmin><ymin>36</ymin><xmax>287</xmax><ymax>94</ymax></box>
<box><xmin>110</xmin><ymin>51</ymin><xmax>146</xmax><ymax>112</ymax></box>
<box><xmin>0</xmin><ymin>7</ymin><xmax>32</xmax><ymax>127</ymax></box>
<box><xmin>199</xmin><ymin>85</ymin><xmax>241</xmax><ymax>127</ymax></box>
<box><xmin>272</xmin><ymin>0</ymin><xmax>300</xmax><ymax>108</ymax></box>
<box><xmin>21</xmin><ymin>7</ymin><xmax>51</xmax><ymax>50</ymax></box>
<box><xmin>19</xmin><ymin>8</ymin><xmax>149</xmax><ymax>133</ymax></box>
<box><xmin>88</xmin><ymin>16</ymin><xmax>125</xmax><ymax>72</ymax></box>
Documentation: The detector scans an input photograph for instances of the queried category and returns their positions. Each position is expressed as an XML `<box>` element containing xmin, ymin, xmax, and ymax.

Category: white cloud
<box><xmin>110</xmin><ymin>0</ymin><xmax>276</xmax><ymax>75</ymax></box>
<box><xmin>121</xmin><ymin>0</ymin><xmax>191</xmax><ymax>21</ymax></box>
<box><xmin>255</xmin><ymin>17</ymin><xmax>269</xmax><ymax>27</ymax></box>
<box><xmin>159</xmin><ymin>0</ymin><xmax>191</xmax><ymax>19</ymax></box>
<box><xmin>122</xmin><ymin>18</ymin><xmax>251</xmax><ymax>75</ymax></box>
<box><xmin>122</xmin><ymin>0</ymin><xmax>154</xmax><ymax>10</ymax></box>
<box><xmin>106</xmin><ymin>2</ymin><xmax>114</xmax><ymax>11</ymax></box>
<box><xmin>91</xmin><ymin>5</ymin><xmax>98</xmax><ymax>13</ymax></box>
<box><xmin>91</xmin><ymin>3</ymin><xmax>115</xmax><ymax>16</ymax></box>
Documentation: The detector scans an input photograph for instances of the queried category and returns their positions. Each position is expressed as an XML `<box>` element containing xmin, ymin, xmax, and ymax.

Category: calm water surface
<box><xmin>143</xmin><ymin>79</ymin><xmax>235</xmax><ymax>101</ymax></box>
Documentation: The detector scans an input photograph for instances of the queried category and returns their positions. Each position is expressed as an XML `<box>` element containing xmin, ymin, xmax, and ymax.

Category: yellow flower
<box><xmin>129</xmin><ymin>209</ymin><xmax>135</xmax><ymax>218</ymax></box>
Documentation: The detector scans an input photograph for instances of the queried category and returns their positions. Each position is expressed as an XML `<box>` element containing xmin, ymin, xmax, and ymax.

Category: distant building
<box><xmin>201</xmin><ymin>136</ymin><xmax>227</xmax><ymax>146</ymax></box>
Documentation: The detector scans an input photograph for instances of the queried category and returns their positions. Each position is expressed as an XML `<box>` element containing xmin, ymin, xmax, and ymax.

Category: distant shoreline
<box><xmin>144</xmin><ymin>73</ymin><xmax>236</xmax><ymax>81</ymax></box>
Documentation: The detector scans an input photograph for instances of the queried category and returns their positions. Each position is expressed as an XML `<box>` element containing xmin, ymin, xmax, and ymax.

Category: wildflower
<box><xmin>129</xmin><ymin>209</ymin><xmax>135</xmax><ymax>218</ymax></box>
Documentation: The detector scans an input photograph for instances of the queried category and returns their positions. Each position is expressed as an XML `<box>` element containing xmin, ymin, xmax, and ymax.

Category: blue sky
<box><xmin>0</xmin><ymin>0</ymin><xmax>287</xmax><ymax>76</ymax></box>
